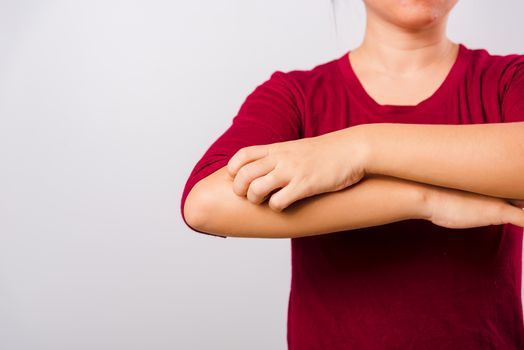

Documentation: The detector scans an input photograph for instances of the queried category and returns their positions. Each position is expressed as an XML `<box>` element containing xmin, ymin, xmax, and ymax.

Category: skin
<box><xmin>226</xmin><ymin>121</ymin><xmax>524</xmax><ymax>212</ymax></box>
<box><xmin>186</xmin><ymin>167</ymin><xmax>524</xmax><ymax>238</ymax></box>
<box><xmin>184</xmin><ymin>0</ymin><xmax>524</xmax><ymax>238</ymax></box>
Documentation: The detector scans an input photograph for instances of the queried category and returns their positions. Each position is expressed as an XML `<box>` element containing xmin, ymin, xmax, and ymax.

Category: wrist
<box><xmin>415</xmin><ymin>184</ymin><xmax>435</xmax><ymax>221</ymax></box>
<box><xmin>345</xmin><ymin>123</ymin><xmax>373</xmax><ymax>177</ymax></box>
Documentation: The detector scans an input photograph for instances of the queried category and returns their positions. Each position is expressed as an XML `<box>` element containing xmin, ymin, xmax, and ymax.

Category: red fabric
<box><xmin>180</xmin><ymin>43</ymin><xmax>524</xmax><ymax>349</ymax></box>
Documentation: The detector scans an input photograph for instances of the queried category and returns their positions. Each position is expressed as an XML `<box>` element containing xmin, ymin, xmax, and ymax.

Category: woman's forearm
<box><xmin>347</xmin><ymin>121</ymin><xmax>524</xmax><ymax>200</ymax></box>
<box><xmin>187</xmin><ymin>166</ymin><xmax>430</xmax><ymax>238</ymax></box>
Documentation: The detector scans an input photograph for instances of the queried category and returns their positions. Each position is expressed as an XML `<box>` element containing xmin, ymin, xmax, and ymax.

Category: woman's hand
<box><xmin>226</xmin><ymin>129</ymin><xmax>368</xmax><ymax>212</ymax></box>
<box><xmin>422</xmin><ymin>185</ymin><xmax>524</xmax><ymax>229</ymax></box>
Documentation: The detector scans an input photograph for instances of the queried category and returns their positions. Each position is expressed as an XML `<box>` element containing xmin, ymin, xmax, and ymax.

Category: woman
<box><xmin>181</xmin><ymin>0</ymin><xmax>524</xmax><ymax>348</ymax></box>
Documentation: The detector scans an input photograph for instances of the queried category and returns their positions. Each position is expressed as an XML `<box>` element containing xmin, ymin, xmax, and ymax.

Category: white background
<box><xmin>1</xmin><ymin>0</ymin><xmax>523</xmax><ymax>349</ymax></box>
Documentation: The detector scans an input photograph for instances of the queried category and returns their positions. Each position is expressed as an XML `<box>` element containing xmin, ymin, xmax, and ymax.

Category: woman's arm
<box><xmin>184</xmin><ymin>165</ymin><xmax>524</xmax><ymax>238</ymax></box>
<box><xmin>184</xmin><ymin>166</ymin><xmax>427</xmax><ymax>238</ymax></box>
<box><xmin>346</xmin><ymin>121</ymin><xmax>524</xmax><ymax>200</ymax></box>
<box><xmin>349</xmin><ymin>57</ymin><xmax>524</xmax><ymax>201</ymax></box>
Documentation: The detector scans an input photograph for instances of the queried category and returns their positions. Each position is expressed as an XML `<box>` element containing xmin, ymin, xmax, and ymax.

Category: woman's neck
<box><xmin>352</xmin><ymin>9</ymin><xmax>455</xmax><ymax>77</ymax></box>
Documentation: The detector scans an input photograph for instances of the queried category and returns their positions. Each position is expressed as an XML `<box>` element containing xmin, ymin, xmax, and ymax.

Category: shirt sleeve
<box><xmin>501</xmin><ymin>54</ymin><xmax>524</xmax><ymax>122</ymax></box>
<box><xmin>180</xmin><ymin>70</ymin><xmax>304</xmax><ymax>238</ymax></box>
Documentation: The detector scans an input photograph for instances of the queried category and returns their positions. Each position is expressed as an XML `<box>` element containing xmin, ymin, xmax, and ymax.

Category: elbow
<box><xmin>182</xmin><ymin>183</ymin><xmax>228</xmax><ymax>238</ymax></box>
<box><xmin>183</xmin><ymin>186</ymin><xmax>211</xmax><ymax>232</ymax></box>
<box><xmin>181</xmin><ymin>167</ymin><xmax>235</xmax><ymax>238</ymax></box>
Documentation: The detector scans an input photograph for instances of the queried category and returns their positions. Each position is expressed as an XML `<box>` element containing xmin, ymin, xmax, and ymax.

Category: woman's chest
<box><xmin>300</xmin><ymin>81</ymin><xmax>504</xmax><ymax>138</ymax></box>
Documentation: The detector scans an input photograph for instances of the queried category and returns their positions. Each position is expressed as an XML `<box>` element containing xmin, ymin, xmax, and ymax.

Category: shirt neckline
<box><xmin>336</xmin><ymin>42</ymin><xmax>469</xmax><ymax>113</ymax></box>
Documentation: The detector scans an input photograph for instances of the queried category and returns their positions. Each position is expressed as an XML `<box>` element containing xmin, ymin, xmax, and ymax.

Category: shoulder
<box><xmin>271</xmin><ymin>53</ymin><xmax>344</xmax><ymax>93</ymax></box>
<box><xmin>465</xmin><ymin>44</ymin><xmax>524</xmax><ymax>72</ymax></box>
<box><xmin>269</xmin><ymin>54</ymin><xmax>346</xmax><ymax>114</ymax></box>
<box><xmin>464</xmin><ymin>44</ymin><xmax>524</xmax><ymax>93</ymax></box>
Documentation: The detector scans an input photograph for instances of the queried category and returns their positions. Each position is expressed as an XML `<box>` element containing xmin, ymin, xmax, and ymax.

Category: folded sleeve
<box><xmin>501</xmin><ymin>54</ymin><xmax>524</xmax><ymax>122</ymax></box>
<box><xmin>180</xmin><ymin>70</ymin><xmax>304</xmax><ymax>238</ymax></box>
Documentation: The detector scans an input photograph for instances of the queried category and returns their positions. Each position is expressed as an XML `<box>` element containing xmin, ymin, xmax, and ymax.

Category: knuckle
<box><xmin>265</xmin><ymin>171</ymin><xmax>277</xmax><ymax>184</ymax></box>
<box><xmin>237</xmin><ymin>147</ymin><xmax>249</xmax><ymax>161</ymax></box>
<box><xmin>273</xmin><ymin>161</ymin><xmax>284</xmax><ymax>173</ymax></box>
<box><xmin>250</xmin><ymin>183</ymin><xmax>264</xmax><ymax>197</ymax></box>
<box><xmin>300</xmin><ymin>176</ymin><xmax>314</xmax><ymax>194</ymax></box>
<box><xmin>236</xmin><ymin>166</ymin><xmax>251</xmax><ymax>181</ymax></box>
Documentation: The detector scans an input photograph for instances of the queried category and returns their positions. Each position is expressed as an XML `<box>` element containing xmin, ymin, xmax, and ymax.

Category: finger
<box><xmin>247</xmin><ymin>170</ymin><xmax>288</xmax><ymax>205</ymax></box>
<box><xmin>268</xmin><ymin>177</ymin><xmax>313</xmax><ymax>212</ymax></box>
<box><xmin>227</xmin><ymin>145</ymin><xmax>269</xmax><ymax>178</ymax></box>
<box><xmin>503</xmin><ymin>204</ymin><xmax>524</xmax><ymax>228</ymax></box>
<box><xmin>232</xmin><ymin>156</ymin><xmax>275</xmax><ymax>197</ymax></box>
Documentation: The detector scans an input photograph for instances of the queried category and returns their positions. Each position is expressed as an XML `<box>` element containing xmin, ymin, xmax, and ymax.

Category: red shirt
<box><xmin>181</xmin><ymin>43</ymin><xmax>524</xmax><ymax>349</ymax></box>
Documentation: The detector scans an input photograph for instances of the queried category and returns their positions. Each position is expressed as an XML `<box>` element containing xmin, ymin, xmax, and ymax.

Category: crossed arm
<box><xmin>354</xmin><ymin>121</ymin><xmax>524</xmax><ymax>200</ymax></box>
<box><xmin>185</xmin><ymin>121</ymin><xmax>524</xmax><ymax>238</ymax></box>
